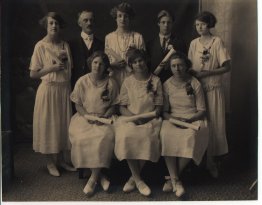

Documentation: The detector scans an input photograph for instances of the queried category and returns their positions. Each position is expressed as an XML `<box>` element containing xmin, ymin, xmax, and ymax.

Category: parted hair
<box><xmin>157</xmin><ymin>10</ymin><xmax>174</xmax><ymax>22</ymax></box>
<box><xmin>169</xmin><ymin>52</ymin><xmax>192</xmax><ymax>71</ymax></box>
<box><xmin>87</xmin><ymin>51</ymin><xmax>110</xmax><ymax>75</ymax></box>
<box><xmin>39</xmin><ymin>12</ymin><xmax>66</xmax><ymax>29</ymax></box>
<box><xmin>126</xmin><ymin>48</ymin><xmax>149</xmax><ymax>68</ymax></box>
<box><xmin>110</xmin><ymin>2</ymin><xmax>135</xmax><ymax>19</ymax></box>
<box><xmin>195</xmin><ymin>11</ymin><xmax>217</xmax><ymax>28</ymax></box>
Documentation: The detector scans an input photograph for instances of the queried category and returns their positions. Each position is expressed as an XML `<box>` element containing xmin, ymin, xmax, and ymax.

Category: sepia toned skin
<box><xmin>75</xmin><ymin>56</ymin><xmax>115</xmax><ymax>124</ymax></box>
<box><xmin>30</xmin><ymin>17</ymin><xmax>65</xmax><ymax>79</ymax></box>
<box><xmin>78</xmin><ymin>11</ymin><xmax>94</xmax><ymax>35</ymax></box>
<box><xmin>29</xmin><ymin>14</ymin><xmax>76</xmax><ymax>177</ymax></box>
<box><xmin>190</xmin><ymin>19</ymin><xmax>231</xmax><ymax>78</ymax></box>
<box><xmin>110</xmin><ymin>10</ymin><xmax>131</xmax><ymax>69</ymax></box>
<box><xmin>163</xmin><ymin>57</ymin><xmax>206</xmax><ymax>123</ymax></box>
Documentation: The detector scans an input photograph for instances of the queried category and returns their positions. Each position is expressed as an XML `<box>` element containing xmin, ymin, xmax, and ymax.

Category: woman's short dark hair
<box><xmin>87</xmin><ymin>51</ymin><xmax>110</xmax><ymax>75</ymax></box>
<box><xmin>169</xmin><ymin>52</ymin><xmax>192</xmax><ymax>71</ymax></box>
<box><xmin>126</xmin><ymin>48</ymin><xmax>148</xmax><ymax>69</ymax></box>
<box><xmin>110</xmin><ymin>2</ymin><xmax>135</xmax><ymax>19</ymax></box>
<box><xmin>195</xmin><ymin>11</ymin><xmax>217</xmax><ymax>28</ymax></box>
<box><xmin>39</xmin><ymin>12</ymin><xmax>66</xmax><ymax>29</ymax></box>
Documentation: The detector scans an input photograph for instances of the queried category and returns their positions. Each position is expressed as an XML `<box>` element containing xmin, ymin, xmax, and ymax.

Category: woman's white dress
<box><xmin>114</xmin><ymin>74</ymin><xmax>163</xmax><ymax>162</ymax></box>
<box><xmin>29</xmin><ymin>39</ymin><xmax>73</xmax><ymax>154</ymax></box>
<box><xmin>69</xmin><ymin>74</ymin><xmax>119</xmax><ymax>168</ymax></box>
<box><xmin>105</xmin><ymin>31</ymin><xmax>145</xmax><ymax>87</ymax></box>
<box><xmin>160</xmin><ymin>77</ymin><xmax>209</xmax><ymax>165</ymax></box>
<box><xmin>188</xmin><ymin>36</ymin><xmax>231</xmax><ymax>156</ymax></box>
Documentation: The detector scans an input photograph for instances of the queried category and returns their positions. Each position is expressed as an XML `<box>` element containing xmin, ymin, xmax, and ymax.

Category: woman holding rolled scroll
<box><xmin>105</xmin><ymin>2</ymin><xmax>146</xmax><ymax>88</ymax></box>
<box><xmin>69</xmin><ymin>51</ymin><xmax>119</xmax><ymax>196</ymax></box>
<box><xmin>160</xmin><ymin>52</ymin><xmax>209</xmax><ymax>197</ymax></box>
<box><xmin>114</xmin><ymin>48</ymin><xmax>163</xmax><ymax>196</ymax></box>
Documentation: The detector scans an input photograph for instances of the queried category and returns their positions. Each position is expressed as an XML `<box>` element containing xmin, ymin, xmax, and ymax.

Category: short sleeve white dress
<box><xmin>160</xmin><ymin>77</ymin><xmax>209</xmax><ymax>165</ymax></box>
<box><xmin>69</xmin><ymin>74</ymin><xmax>119</xmax><ymax>168</ymax></box>
<box><xmin>29</xmin><ymin>39</ymin><xmax>73</xmax><ymax>154</ymax></box>
<box><xmin>188</xmin><ymin>36</ymin><xmax>230</xmax><ymax>156</ymax></box>
<box><xmin>114</xmin><ymin>74</ymin><xmax>163</xmax><ymax>162</ymax></box>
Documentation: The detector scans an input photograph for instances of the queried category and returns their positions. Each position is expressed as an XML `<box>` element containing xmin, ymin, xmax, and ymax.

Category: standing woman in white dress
<box><xmin>69</xmin><ymin>51</ymin><xmax>119</xmax><ymax>196</ymax></box>
<box><xmin>114</xmin><ymin>48</ymin><xmax>163</xmax><ymax>196</ymax></box>
<box><xmin>188</xmin><ymin>11</ymin><xmax>231</xmax><ymax>177</ymax></box>
<box><xmin>29</xmin><ymin>12</ymin><xmax>76</xmax><ymax>177</ymax></box>
<box><xmin>105</xmin><ymin>2</ymin><xmax>146</xmax><ymax>88</ymax></box>
<box><xmin>160</xmin><ymin>52</ymin><xmax>208</xmax><ymax>197</ymax></box>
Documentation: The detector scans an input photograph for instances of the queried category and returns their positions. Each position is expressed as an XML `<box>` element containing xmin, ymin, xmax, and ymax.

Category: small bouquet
<box><xmin>101</xmin><ymin>82</ymin><xmax>110</xmax><ymax>102</ymax></box>
<box><xmin>146</xmin><ymin>78</ymin><xmax>157</xmax><ymax>96</ymax></box>
<box><xmin>185</xmin><ymin>82</ymin><xmax>194</xmax><ymax>96</ymax></box>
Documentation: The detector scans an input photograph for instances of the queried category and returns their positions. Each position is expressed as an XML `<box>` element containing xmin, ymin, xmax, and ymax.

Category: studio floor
<box><xmin>2</xmin><ymin>142</ymin><xmax>258</xmax><ymax>202</ymax></box>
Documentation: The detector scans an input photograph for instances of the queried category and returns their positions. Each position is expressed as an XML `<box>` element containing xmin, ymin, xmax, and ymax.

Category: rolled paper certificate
<box><xmin>121</xmin><ymin>111</ymin><xmax>157</xmax><ymax>123</ymax></box>
<box><xmin>45</xmin><ymin>47</ymin><xmax>63</xmax><ymax>64</ymax></box>
<box><xmin>84</xmin><ymin>114</ymin><xmax>113</xmax><ymax>125</ymax></box>
<box><xmin>105</xmin><ymin>48</ymin><xmax>132</xmax><ymax>73</ymax></box>
<box><xmin>153</xmin><ymin>48</ymin><xmax>176</xmax><ymax>75</ymax></box>
<box><xmin>169</xmin><ymin>118</ymin><xmax>200</xmax><ymax>131</ymax></box>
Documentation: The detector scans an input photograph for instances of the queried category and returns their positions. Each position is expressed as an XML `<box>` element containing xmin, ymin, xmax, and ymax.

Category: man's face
<box><xmin>78</xmin><ymin>12</ymin><xmax>94</xmax><ymax>35</ymax></box>
<box><xmin>158</xmin><ymin>16</ymin><xmax>173</xmax><ymax>35</ymax></box>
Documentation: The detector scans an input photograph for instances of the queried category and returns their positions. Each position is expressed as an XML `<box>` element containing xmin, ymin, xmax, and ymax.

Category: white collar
<box><xmin>81</xmin><ymin>32</ymin><xmax>94</xmax><ymax>40</ymax></box>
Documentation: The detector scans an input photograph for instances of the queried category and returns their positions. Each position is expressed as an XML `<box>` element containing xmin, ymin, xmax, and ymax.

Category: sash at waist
<box><xmin>41</xmin><ymin>80</ymin><xmax>70</xmax><ymax>86</ymax></box>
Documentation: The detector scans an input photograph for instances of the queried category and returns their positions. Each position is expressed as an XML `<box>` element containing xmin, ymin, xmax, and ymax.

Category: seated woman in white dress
<box><xmin>160</xmin><ymin>52</ymin><xmax>209</xmax><ymax>197</ymax></box>
<box><xmin>114</xmin><ymin>48</ymin><xmax>163</xmax><ymax>196</ymax></box>
<box><xmin>69</xmin><ymin>51</ymin><xmax>119</xmax><ymax>196</ymax></box>
<box><xmin>105</xmin><ymin>2</ymin><xmax>146</xmax><ymax>88</ymax></box>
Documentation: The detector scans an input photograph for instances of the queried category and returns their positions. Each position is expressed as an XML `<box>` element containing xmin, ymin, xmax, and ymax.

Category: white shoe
<box><xmin>83</xmin><ymin>178</ymin><xmax>97</xmax><ymax>196</ymax></box>
<box><xmin>100</xmin><ymin>174</ymin><xmax>110</xmax><ymax>191</ymax></box>
<box><xmin>123</xmin><ymin>177</ymin><xmax>136</xmax><ymax>193</ymax></box>
<box><xmin>163</xmin><ymin>179</ymin><xmax>173</xmax><ymax>192</ymax></box>
<box><xmin>175</xmin><ymin>181</ymin><xmax>185</xmax><ymax>197</ymax></box>
<box><xmin>136</xmin><ymin>180</ymin><xmax>151</xmax><ymax>196</ymax></box>
<box><xmin>47</xmin><ymin>163</ymin><xmax>60</xmax><ymax>177</ymax></box>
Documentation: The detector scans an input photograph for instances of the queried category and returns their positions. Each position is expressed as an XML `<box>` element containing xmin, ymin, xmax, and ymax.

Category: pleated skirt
<box><xmin>33</xmin><ymin>81</ymin><xmax>72</xmax><ymax>154</ymax></box>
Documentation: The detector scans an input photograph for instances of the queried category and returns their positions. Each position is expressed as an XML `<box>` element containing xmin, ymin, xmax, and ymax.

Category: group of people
<box><xmin>29</xmin><ymin>2</ymin><xmax>231</xmax><ymax>198</ymax></box>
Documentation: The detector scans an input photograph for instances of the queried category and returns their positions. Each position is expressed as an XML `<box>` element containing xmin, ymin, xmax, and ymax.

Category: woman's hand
<box><xmin>49</xmin><ymin>62</ymin><xmax>65</xmax><ymax>72</ymax></box>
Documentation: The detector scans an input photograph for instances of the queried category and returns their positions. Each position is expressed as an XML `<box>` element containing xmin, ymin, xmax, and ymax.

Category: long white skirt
<box><xmin>160</xmin><ymin>120</ymin><xmax>209</xmax><ymax>165</ymax></box>
<box><xmin>114</xmin><ymin>118</ymin><xmax>162</xmax><ymax>162</ymax></box>
<box><xmin>69</xmin><ymin>113</ymin><xmax>115</xmax><ymax>168</ymax></box>
<box><xmin>205</xmin><ymin>87</ymin><xmax>228</xmax><ymax>156</ymax></box>
<box><xmin>33</xmin><ymin>81</ymin><xmax>72</xmax><ymax>154</ymax></box>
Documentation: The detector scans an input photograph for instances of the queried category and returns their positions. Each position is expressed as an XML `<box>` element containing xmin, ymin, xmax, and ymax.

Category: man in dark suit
<box><xmin>70</xmin><ymin>10</ymin><xmax>104</xmax><ymax>88</ymax></box>
<box><xmin>147</xmin><ymin>10</ymin><xmax>187</xmax><ymax>82</ymax></box>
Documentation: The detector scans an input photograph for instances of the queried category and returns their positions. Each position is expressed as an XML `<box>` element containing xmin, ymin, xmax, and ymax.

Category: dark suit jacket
<box><xmin>69</xmin><ymin>36</ymin><xmax>104</xmax><ymax>88</ymax></box>
<box><xmin>146</xmin><ymin>35</ymin><xmax>187</xmax><ymax>82</ymax></box>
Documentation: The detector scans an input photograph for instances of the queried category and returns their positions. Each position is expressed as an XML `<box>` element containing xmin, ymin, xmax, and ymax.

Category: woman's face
<box><xmin>195</xmin><ymin>20</ymin><xmax>209</xmax><ymax>36</ymax></box>
<box><xmin>158</xmin><ymin>16</ymin><xmax>173</xmax><ymax>35</ymax></box>
<box><xmin>91</xmin><ymin>56</ymin><xmax>106</xmax><ymax>77</ymax></box>
<box><xmin>170</xmin><ymin>58</ymin><xmax>188</xmax><ymax>78</ymax></box>
<box><xmin>116</xmin><ymin>10</ymin><xmax>130</xmax><ymax>28</ymax></box>
<box><xmin>47</xmin><ymin>17</ymin><xmax>60</xmax><ymax>36</ymax></box>
<box><xmin>131</xmin><ymin>57</ymin><xmax>147</xmax><ymax>74</ymax></box>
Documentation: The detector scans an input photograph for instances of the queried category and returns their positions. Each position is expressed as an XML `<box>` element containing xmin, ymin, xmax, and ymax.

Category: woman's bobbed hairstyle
<box><xmin>195</xmin><ymin>11</ymin><xmax>217</xmax><ymax>28</ymax></box>
<box><xmin>169</xmin><ymin>52</ymin><xmax>192</xmax><ymax>71</ymax></box>
<box><xmin>39</xmin><ymin>12</ymin><xmax>66</xmax><ymax>29</ymax></box>
<box><xmin>126</xmin><ymin>48</ymin><xmax>148</xmax><ymax>68</ymax></box>
<box><xmin>110</xmin><ymin>2</ymin><xmax>135</xmax><ymax>19</ymax></box>
<box><xmin>87</xmin><ymin>51</ymin><xmax>110</xmax><ymax>75</ymax></box>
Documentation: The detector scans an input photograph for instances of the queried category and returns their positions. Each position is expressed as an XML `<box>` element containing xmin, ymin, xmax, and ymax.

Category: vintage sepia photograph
<box><xmin>1</xmin><ymin>0</ymin><xmax>258</xmax><ymax>203</ymax></box>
